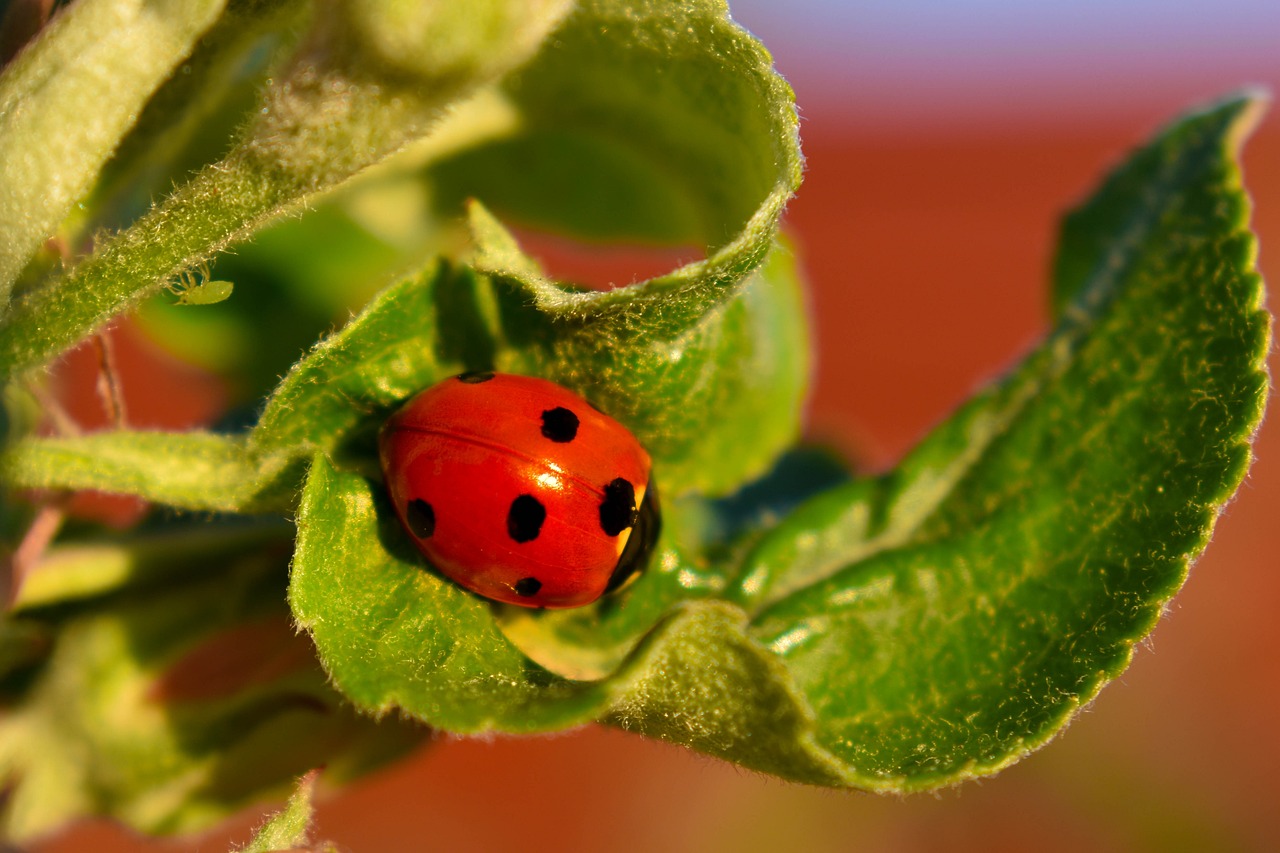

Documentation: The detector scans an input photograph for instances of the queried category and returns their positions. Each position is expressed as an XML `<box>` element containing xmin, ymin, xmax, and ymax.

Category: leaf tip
<box><xmin>1223</xmin><ymin>87</ymin><xmax>1270</xmax><ymax>155</ymax></box>
<box><xmin>237</xmin><ymin>769</ymin><xmax>321</xmax><ymax>853</ymax></box>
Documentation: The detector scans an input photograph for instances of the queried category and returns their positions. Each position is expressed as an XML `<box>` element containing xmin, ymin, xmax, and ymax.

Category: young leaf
<box><xmin>439</xmin><ymin>0</ymin><xmax>806</xmax><ymax>493</ymax></box>
<box><xmin>249</xmin><ymin>263</ymin><xmax>457</xmax><ymax>459</ymax></box>
<box><xmin>71</xmin><ymin>0</ymin><xmax>309</xmax><ymax>241</ymax></box>
<box><xmin>496</xmin><ymin>448</ymin><xmax>850</xmax><ymax>682</ymax></box>
<box><xmin>251</xmin><ymin>224</ymin><xmax>808</xmax><ymax>500</ymax></box>
<box><xmin>0</xmin><ymin>0</ymin><xmax>228</xmax><ymax>304</ymax></box>
<box><xmin>290</xmin><ymin>452</ymin><xmax>848</xmax><ymax>763</ymax></box>
<box><xmin>473</xmin><ymin>213</ymin><xmax>810</xmax><ymax>497</ymax></box>
<box><xmin>0</xmin><ymin>0</ymin><xmax>569</xmax><ymax>378</ymax></box>
<box><xmin>236</xmin><ymin>770</ymin><xmax>321</xmax><ymax>853</ymax></box>
<box><xmin>252</xmin><ymin>0</ymin><xmax>806</xmax><ymax>494</ymax></box>
<box><xmin>603</xmin><ymin>600</ymin><xmax>851</xmax><ymax>786</ymax></box>
<box><xmin>288</xmin><ymin>445</ymin><xmax>856</xmax><ymax>783</ymax></box>
<box><xmin>289</xmin><ymin>455</ymin><xmax>611</xmax><ymax>732</ymax></box>
<box><xmin>427</xmin><ymin>0</ymin><xmax>802</xmax><ymax>250</ymax></box>
<box><xmin>1</xmin><ymin>431</ymin><xmax>295</xmax><ymax>514</ymax></box>
<box><xmin>721</xmin><ymin>93</ymin><xmax>1268</xmax><ymax>789</ymax></box>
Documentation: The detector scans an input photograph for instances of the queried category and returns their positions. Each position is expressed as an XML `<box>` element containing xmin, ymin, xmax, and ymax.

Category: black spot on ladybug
<box><xmin>599</xmin><ymin>477</ymin><xmax>637</xmax><ymax>536</ymax></box>
<box><xmin>514</xmin><ymin>576</ymin><xmax>542</xmax><ymax>597</ymax></box>
<box><xmin>540</xmin><ymin>407</ymin><xmax>579</xmax><ymax>442</ymax></box>
<box><xmin>507</xmin><ymin>495</ymin><xmax>546</xmax><ymax>542</ymax></box>
<box><xmin>406</xmin><ymin>499</ymin><xmax>435</xmax><ymax>539</ymax></box>
<box><xmin>457</xmin><ymin>371</ymin><xmax>495</xmax><ymax>384</ymax></box>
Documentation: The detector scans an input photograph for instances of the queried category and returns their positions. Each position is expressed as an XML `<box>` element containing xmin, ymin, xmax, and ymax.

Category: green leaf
<box><xmin>494</xmin><ymin>490</ymin><xmax>718</xmax><ymax>681</ymax></box>
<box><xmin>249</xmin><ymin>262</ymin><xmax>457</xmax><ymax>459</ymax></box>
<box><xmin>0</xmin><ymin>0</ymin><xmax>569</xmax><ymax>378</ymax></box>
<box><xmin>1049</xmin><ymin>90</ymin><xmax>1264</xmax><ymax>318</ymax></box>
<box><xmin>335</xmin><ymin>0</ymin><xmax>571</xmax><ymax>84</ymax></box>
<box><xmin>236</xmin><ymin>771</ymin><xmax>321</xmax><ymax>853</ymax></box>
<box><xmin>473</xmin><ymin>213</ymin><xmax>810</xmax><ymax>496</ymax></box>
<box><xmin>251</xmin><ymin>222</ymin><xmax>808</xmax><ymax>499</ymax></box>
<box><xmin>291</xmin><ymin>445</ymin><xmax>862</xmax><ymax>788</ymax></box>
<box><xmin>138</xmin><ymin>194</ymin><xmax>424</xmax><ymax>400</ymax></box>
<box><xmin>435</xmin><ymin>0</ymin><xmax>805</xmax><ymax>492</ymax></box>
<box><xmin>1</xmin><ymin>431</ymin><xmax>295</xmax><ymax>514</ymax></box>
<box><xmin>0</xmin><ymin>550</ymin><xmax>425</xmax><ymax>841</ymax></box>
<box><xmin>69</xmin><ymin>0</ymin><xmax>310</xmax><ymax>243</ymax></box>
<box><xmin>0</xmin><ymin>0</ymin><xmax>228</xmax><ymax>305</ymax></box>
<box><xmin>603</xmin><ymin>600</ymin><xmax>851</xmax><ymax>786</ymax></box>
<box><xmin>427</xmin><ymin>0</ymin><xmax>802</xmax><ymax>250</ymax></box>
<box><xmin>497</xmin><ymin>448</ymin><xmax>850</xmax><ymax>681</ymax></box>
<box><xmin>726</xmin><ymin>93</ymin><xmax>1268</xmax><ymax>789</ymax></box>
<box><xmin>289</xmin><ymin>455</ymin><xmax>608</xmax><ymax>732</ymax></box>
<box><xmin>290</xmin><ymin>454</ymin><xmax>845</xmax><ymax>772</ymax></box>
<box><xmin>251</xmin><ymin>0</ymin><xmax>806</xmax><ymax>495</ymax></box>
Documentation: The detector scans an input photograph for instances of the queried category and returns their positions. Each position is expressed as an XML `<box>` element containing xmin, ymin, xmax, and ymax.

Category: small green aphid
<box><xmin>169</xmin><ymin>262</ymin><xmax>234</xmax><ymax>306</ymax></box>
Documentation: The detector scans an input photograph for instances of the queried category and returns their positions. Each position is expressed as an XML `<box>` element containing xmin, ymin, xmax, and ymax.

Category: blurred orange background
<box><xmin>31</xmin><ymin>2</ymin><xmax>1280</xmax><ymax>851</ymax></box>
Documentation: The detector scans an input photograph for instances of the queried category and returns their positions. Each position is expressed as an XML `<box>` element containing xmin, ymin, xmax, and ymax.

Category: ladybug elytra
<box><xmin>379</xmin><ymin>372</ymin><xmax>658</xmax><ymax>608</ymax></box>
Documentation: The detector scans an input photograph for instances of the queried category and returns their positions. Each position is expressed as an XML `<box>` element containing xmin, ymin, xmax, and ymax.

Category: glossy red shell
<box><xmin>379</xmin><ymin>373</ymin><xmax>652</xmax><ymax>608</ymax></box>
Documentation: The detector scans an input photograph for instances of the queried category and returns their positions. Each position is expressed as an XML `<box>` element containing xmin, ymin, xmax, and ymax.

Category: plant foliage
<box><xmin>0</xmin><ymin>0</ymin><xmax>1268</xmax><ymax>842</ymax></box>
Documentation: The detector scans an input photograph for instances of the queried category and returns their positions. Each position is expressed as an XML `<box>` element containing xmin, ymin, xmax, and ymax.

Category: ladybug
<box><xmin>379</xmin><ymin>372</ymin><xmax>658</xmax><ymax>608</ymax></box>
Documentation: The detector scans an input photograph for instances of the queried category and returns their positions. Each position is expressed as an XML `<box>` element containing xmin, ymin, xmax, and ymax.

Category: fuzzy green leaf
<box><xmin>725</xmin><ymin>93</ymin><xmax>1269</xmax><ymax>789</ymax></box>
<box><xmin>496</xmin><ymin>449</ymin><xmax>850</xmax><ymax>681</ymax></box>
<box><xmin>0</xmin><ymin>0</ymin><xmax>228</xmax><ymax>304</ymax></box>
<box><xmin>236</xmin><ymin>771</ymin><xmax>320</xmax><ymax>853</ymax></box>
<box><xmin>0</xmin><ymin>0</ymin><xmax>568</xmax><ymax>378</ymax></box>
<box><xmin>602</xmin><ymin>599</ymin><xmax>852</xmax><ymax>785</ymax></box>
<box><xmin>251</xmin><ymin>0</ymin><xmax>806</xmax><ymax>496</ymax></box>
<box><xmin>251</xmin><ymin>223</ymin><xmax>808</xmax><ymax>499</ymax></box>
<box><xmin>75</xmin><ymin>0</ymin><xmax>310</xmax><ymax>241</ymax></box>
<box><xmin>290</xmin><ymin>455</ymin><xmax>610</xmax><ymax>731</ymax></box>
<box><xmin>248</xmin><ymin>262</ymin><xmax>458</xmax><ymax>460</ymax></box>
<box><xmin>472</xmin><ymin>211</ymin><xmax>810</xmax><ymax>496</ymax></box>
<box><xmin>438</xmin><ymin>0</ymin><xmax>805</xmax><ymax>493</ymax></box>
<box><xmin>0</xmin><ymin>431</ymin><xmax>295</xmax><ymax>514</ymax></box>
<box><xmin>428</xmin><ymin>0</ymin><xmax>801</xmax><ymax>249</ymax></box>
<box><xmin>291</xmin><ymin>454</ymin><xmax>839</xmax><ymax>769</ymax></box>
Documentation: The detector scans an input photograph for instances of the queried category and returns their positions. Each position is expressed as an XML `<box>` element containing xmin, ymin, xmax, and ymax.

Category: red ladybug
<box><xmin>379</xmin><ymin>372</ymin><xmax>658</xmax><ymax>608</ymax></box>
